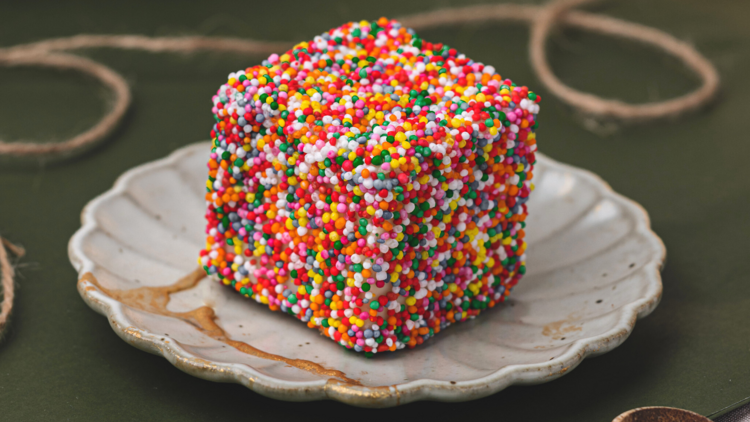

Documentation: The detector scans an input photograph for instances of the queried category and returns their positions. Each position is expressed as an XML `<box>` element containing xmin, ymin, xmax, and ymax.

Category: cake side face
<box><xmin>199</xmin><ymin>18</ymin><xmax>540</xmax><ymax>355</ymax></box>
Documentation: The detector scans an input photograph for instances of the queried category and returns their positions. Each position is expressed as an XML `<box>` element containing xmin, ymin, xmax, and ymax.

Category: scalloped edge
<box><xmin>69</xmin><ymin>142</ymin><xmax>665</xmax><ymax>407</ymax></box>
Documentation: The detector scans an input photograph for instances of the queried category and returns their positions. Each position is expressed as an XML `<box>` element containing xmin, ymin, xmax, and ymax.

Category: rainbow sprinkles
<box><xmin>199</xmin><ymin>17</ymin><xmax>540</xmax><ymax>356</ymax></box>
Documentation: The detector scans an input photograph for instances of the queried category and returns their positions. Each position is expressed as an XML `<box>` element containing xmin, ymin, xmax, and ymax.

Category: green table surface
<box><xmin>1</xmin><ymin>0</ymin><xmax>749</xmax><ymax>420</ymax></box>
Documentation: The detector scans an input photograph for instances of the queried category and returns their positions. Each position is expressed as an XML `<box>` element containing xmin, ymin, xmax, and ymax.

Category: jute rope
<box><xmin>400</xmin><ymin>0</ymin><xmax>720</xmax><ymax>120</ymax></box>
<box><xmin>0</xmin><ymin>0</ymin><xmax>720</xmax><ymax>335</ymax></box>
<box><xmin>0</xmin><ymin>237</ymin><xmax>25</xmax><ymax>335</ymax></box>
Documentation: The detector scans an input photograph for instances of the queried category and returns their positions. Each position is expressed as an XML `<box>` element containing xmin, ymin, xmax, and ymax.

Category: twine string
<box><xmin>526</xmin><ymin>0</ymin><xmax>719</xmax><ymax>119</ymax></box>
<box><xmin>0</xmin><ymin>0</ymin><xmax>720</xmax><ymax>333</ymax></box>
<box><xmin>0</xmin><ymin>237</ymin><xmax>25</xmax><ymax>333</ymax></box>
<box><xmin>399</xmin><ymin>0</ymin><xmax>719</xmax><ymax>120</ymax></box>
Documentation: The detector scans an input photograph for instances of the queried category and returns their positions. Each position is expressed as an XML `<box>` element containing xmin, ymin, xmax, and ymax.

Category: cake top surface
<box><xmin>211</xmin><ymin>17</ymin><xmax>539</xmax><ymax>188</ymax></box>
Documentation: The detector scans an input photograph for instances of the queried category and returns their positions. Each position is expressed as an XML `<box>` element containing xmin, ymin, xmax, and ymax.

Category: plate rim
<box><xmin>69</xmin><ymin>141</ymin><xmax>665</xmax><ymax>407</ymax></box>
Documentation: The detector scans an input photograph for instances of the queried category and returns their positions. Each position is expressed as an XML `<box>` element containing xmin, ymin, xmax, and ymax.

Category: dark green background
<box><xmin>1</xmin><ymin>0</ymin><xmax>748</xmax><ymax>420</ymax></box>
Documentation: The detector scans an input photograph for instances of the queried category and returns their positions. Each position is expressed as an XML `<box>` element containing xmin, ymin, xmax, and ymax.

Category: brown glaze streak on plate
<box><xmin>542</xmin><ymin>320</ymin><xmax>582</xmax><ymax>340</ymax></box>
<box><xmin>79</xmin><ymin>269</ymin><xmax>361</xmax><ymax>385</ymax></box>
<box><xmin>326</xmin><ymin>379</ymin><xmax>402</xmax><ymax>406</ymax></box>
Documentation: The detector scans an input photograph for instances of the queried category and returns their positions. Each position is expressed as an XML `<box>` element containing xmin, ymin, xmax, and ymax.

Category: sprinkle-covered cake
<box><xmin>199</xmin><ymin>18</ymin><xmax>540</xmax><ymax>355</ymax></box>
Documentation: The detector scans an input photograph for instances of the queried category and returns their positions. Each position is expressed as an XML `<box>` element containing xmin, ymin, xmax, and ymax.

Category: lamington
<box><xmin>199</xmin><ymin>18</ymin><xmax>540</xmax><ymax>356</ymax></box>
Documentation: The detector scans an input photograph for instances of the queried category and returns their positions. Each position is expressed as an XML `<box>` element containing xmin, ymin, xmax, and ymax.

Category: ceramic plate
<box><xmin>69</xmin><ymin>142</ymin><xmax>664</xmax><ymax>407</ymax></box>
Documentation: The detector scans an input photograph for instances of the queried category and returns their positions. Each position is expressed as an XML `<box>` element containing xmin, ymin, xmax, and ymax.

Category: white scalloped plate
<box><xmin>69</xmin><ymin>141</ymin><xmax>664</xmax><ymax>407</ymax></box>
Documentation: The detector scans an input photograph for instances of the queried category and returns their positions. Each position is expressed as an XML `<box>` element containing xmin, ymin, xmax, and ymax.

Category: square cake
<box><xmin>199</xmin><ymin>18</ymin><xmax>540</xmax><ymax>355</ymax></box>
